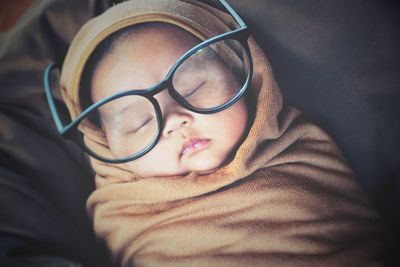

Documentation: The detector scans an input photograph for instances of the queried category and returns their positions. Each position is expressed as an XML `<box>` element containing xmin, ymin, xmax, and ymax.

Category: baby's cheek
<box><xmin>218</xmin><ymin>102</ymin><xmax>248</xmax><ymax>140</ymax></box>
<box><xmin>125</xmin><ymin>144</ymin><xmax>181</xmax><ymax>177</ymax></box>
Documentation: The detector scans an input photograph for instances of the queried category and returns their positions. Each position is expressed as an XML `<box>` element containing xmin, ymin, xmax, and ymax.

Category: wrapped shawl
<box><xmin>60</xmin><ymin>0</ymin><xmax>383</xmax><ymax>266</ymax></box>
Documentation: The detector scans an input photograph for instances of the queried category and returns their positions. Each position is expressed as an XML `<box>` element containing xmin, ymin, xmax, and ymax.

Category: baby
<box><xmin>44</xmin><ymin>0</ymin><xmax>383</xmax><ymax>266</ymax></box>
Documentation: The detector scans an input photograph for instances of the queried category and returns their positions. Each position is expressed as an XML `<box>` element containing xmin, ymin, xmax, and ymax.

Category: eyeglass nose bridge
<box><xmin>146</xmin><ymin>77</ymin><xmax>188</xmax><ymax>111</ymax></box>
<box><xmin>147</xmin><ymin>78</ymin><xmax>171</xmax><ymax>96</ymax></box>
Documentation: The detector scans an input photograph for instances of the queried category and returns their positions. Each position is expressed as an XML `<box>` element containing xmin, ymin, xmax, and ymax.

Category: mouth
<box><xmin>180</xmin><ymin>137</ymin><xmax>210</xmax><ymax>158</ymax></box>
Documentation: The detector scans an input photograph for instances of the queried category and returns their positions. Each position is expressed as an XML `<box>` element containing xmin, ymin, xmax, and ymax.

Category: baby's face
<box><xmin>91</xmin><ymin>25</ymin><xmax>248</xmax><ymax>177</ymax></box>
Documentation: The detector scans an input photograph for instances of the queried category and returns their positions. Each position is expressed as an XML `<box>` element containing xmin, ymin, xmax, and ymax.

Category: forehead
<box><xmin>90</xmin><ymin>23</ymin><xmax>201</xmax><ymax>102</ymax></box>
<box><xmin>110</xmin><ymin>23</ymin><xmax>200</xmax><ymax>56</ymax></box>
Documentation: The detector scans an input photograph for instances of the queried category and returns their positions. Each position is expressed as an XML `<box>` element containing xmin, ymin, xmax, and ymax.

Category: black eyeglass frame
<box><xmin>43</xmin><ymin>0</ymin><xmax>252</xmax><ymax>163</ymax></box>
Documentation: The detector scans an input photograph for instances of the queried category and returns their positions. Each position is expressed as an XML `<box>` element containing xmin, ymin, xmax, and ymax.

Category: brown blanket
<box><xmin>60</xmin><ymin>0</ymin><xmax>383</xmax><ymax>266</ymax></box>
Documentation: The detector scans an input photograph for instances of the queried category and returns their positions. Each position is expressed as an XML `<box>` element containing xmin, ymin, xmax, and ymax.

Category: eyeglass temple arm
<box><xmin>218</xmin><ymin>0</ymin><xmax>246</xmax><ymax>28</ymax></box>
<box><xmin>43</xmin><ymin>64</ymin><xmax>67</xmax><ymax>134</ymax></box>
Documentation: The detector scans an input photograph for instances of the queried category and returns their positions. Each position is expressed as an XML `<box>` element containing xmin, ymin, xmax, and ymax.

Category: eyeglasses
<box><xmin>44</xmin><ymin>0</ymin><xmax>252</xmax><ymax>163</ymax></box>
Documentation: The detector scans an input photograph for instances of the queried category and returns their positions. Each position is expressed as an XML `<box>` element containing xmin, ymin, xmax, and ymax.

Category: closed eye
<box><xmin>128</xmin><ymin>117</ymin><xmax>153</xmax><ymax>134</ymax></box>
<box><xmin>183</xmin><ymin>81</ymin><xmax>206</xmax><ymax>98</ymax></box>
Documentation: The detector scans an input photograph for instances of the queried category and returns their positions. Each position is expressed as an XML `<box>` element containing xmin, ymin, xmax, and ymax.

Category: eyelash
<box><xmin>128</xmin><ymin>117</ymin><xmax>153</xmax><ymax>133</ymax></box>
<box><xmin>183</xmin><ymin>81</ymin><xmax>206</xmax><ymax>98</ymax></box>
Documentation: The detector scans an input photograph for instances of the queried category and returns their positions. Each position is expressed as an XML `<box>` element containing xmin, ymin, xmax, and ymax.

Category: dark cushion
<box><xmin>0</xmin><ymin>0</ymin><xmax>111</xmax><ymax>266</ymax></box>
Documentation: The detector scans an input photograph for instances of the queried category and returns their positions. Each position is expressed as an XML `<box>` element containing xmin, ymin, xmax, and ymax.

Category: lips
<box><xmin>180</xmin><ymin>137</ymin><xmax>210</xmax><ymax>157</ymax></box>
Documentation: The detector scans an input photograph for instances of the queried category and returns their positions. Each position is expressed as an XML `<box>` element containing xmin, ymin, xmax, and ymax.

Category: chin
<box><xmin>186</xmin><ymin>152</ymin><xmax>227</xmax><ymax>173</ymax></box>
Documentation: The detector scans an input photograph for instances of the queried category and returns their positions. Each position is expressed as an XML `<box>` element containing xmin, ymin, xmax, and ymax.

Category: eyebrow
<box><xmin>176</xmin><ymin>58</ymin><xmax>200</xmax><ymax>75</ymax></box>
<box><xmin>99</xmin><ymin>99</ymin><xmax>150</xmax><ymax>125</ymax></box>
<box><xmin>177</xmin><ymin>48</ymin><xmax>217</xmax><ymax>72</ymax></box>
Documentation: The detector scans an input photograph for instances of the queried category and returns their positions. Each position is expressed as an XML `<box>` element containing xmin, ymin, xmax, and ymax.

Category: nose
<box><xmin>155</xmin><ymin>89</ymin><xmax>194</xmax><ymax>138</ymax></box>
<box><xmin>162</xmin><ymin>109</ymin><xmax>193</xmax><ymax>138</ymax></box>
